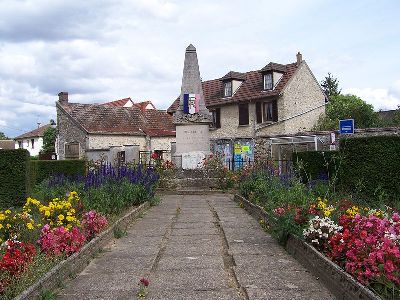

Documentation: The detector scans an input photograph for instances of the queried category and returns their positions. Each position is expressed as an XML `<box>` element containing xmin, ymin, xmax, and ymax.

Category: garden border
<box><xmin>14</xmin><ymin>201</ymin><xmax>150</xmax><ymax>300</ymax></box>
<box><xmin>233</xmin><ymin>194</ymin><xmax>382</xmax><ymax>300</ymax></box>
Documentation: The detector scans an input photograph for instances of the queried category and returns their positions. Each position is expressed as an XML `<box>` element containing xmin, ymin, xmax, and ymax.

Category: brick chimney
<box><xmin>296</xmin><ymin>52</ymin><xmax>303</xmax><ymax>66</ymax></box>
<box><xmin>58</xmin><ymin>92</ymin><xmax>68</xmax><ymax>103</ymax></box>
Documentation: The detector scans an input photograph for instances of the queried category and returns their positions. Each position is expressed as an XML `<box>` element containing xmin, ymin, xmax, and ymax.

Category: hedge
<box><xmin>30</xmin><ymin>160</ymin><xmax>86</xmax><ymax>187</ymax></box>
<box><xmin>339</xmin><ymin>136</ymin><xmax>400</xmax><ymax>204</ymax></box>
<box><xmin>292</xmin><ymin>151</ymin><xmax>340</xmax><ymax>183</ymax></box>
<box><xmin>0</xmin><ymin>149</ymin><xmax>30</xmax><ymax>208</ymax></box>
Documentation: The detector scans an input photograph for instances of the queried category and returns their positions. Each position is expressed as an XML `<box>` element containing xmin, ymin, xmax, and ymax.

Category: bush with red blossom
<box><xmin>328</xmin><ymin>213</ymin><xmax>400</xmax><ymax>295</ymax></box>
<box><xmin>0</xmin><ymin>240</ymin><xmax>36</xmax><ymax>292</ymax></box>
<box><xmin>81</xmin><ymin>210</ymin><xmax>108</xmax><ymax>240</ymax></box>
<box><xmin>38</xmin><ymin>225</ymin><xmax>86</xmax><ymax>256</ymax></box>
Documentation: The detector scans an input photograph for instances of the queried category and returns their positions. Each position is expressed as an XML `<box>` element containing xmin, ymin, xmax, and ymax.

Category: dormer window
<box><xmin>264</xmin><ymin>73</ymin><xmax>273</xmax><ymax>90</ymax></box>
<box><xmin>224</xmin><ymin>81</ymin><xmax>232</xmax><ymax>97</ymax></box>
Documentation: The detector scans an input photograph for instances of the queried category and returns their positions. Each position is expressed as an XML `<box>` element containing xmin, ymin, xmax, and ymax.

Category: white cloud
<box><xmin>343</xmin><ymin>85</ymin><xmax>400</xmax><ymax>111</ymax></box>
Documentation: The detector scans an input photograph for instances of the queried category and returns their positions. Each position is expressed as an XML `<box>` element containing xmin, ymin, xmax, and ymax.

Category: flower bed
<box><xmin>0</xmin><ymin>163</ymin><xmax>159</xmax><ymax>299</ymax></box>
<box><xmin>238</xmin><ymin>170</ymin><xmax>399</xmax><ymax>300</ymax></box>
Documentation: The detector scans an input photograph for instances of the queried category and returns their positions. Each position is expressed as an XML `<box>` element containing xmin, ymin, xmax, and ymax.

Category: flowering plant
<box><xmin>328</xmin><ymin>213</ymin><xmax>400</xmax><ymax>295</ymax></box>
<box><xmin>137</xmin><ymin>277</ymin><xmax>149</xmax><ymax>297</ymax></box>
<box><xmin>0</xmin><ymin>209</ymin><xmax>37</xmax><ymax>244</ymax></box>
<box><xmin>81</xmin><ymin>210</ymin><xmax>108</xmax><ymax>240</ymax></box>
<box><xmin>303</xmin><ymin>216</ymin><xmax>342</xmax><ymax>252</ymax></box>
<box><xmin>38</xmin><ymin>225</ymin><xmax>86</xmax><ymax>256</ymax></box>
<box><xmin>0</xmin><ymin>240</ymin><xmax>36</xmax><ymax>293</ymax></box>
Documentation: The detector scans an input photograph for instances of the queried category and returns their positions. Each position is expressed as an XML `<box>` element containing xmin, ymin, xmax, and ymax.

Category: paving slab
<box><xmin>57</xmin><ymin>193</ymin><xmax>333</xmax><ymax>300</ymax></box>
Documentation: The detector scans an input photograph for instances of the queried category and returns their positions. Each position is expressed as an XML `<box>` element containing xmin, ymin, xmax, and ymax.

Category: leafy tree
<box><xmin>321</xmin><ymin>73</ymin><xmax>341</xmax><ymax>99</ymax></box>
<box><xmin>314</xmin><ymin>94</ymin><xmax>378</xmax><ymax>130</ymax></box>
<box><xmin>41</xmin><ymin>126</ymin><xmax>57</xmax><ymax>153</ymax></box>
<box><xmin>0</xmin><ymin>131</ymin><xmax>9</xmax><ymax>140</ymax></box>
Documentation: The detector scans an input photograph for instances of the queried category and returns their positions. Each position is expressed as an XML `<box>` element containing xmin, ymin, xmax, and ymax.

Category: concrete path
<box><xmin>57</xmin><ymin>194</ymin><xmax>334</xmax><ymax>300</ymax></box>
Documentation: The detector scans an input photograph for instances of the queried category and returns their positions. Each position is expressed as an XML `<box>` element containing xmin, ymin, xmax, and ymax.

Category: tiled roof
<box><xmin>260</xmin><ymin>62</ymin><xmax>287</xmax><ymax>73</ymax></box>
<box><xmin>59</xmin><ymin>102</ymin><xmax>175</xmax><ymax>137</ymax></box>
<box><xmin>15</xmin><ymin>124</ymin><xmax>52</xmax><ymax>139</ymax></box>
<box><xmin>102</xmin><ymin>98</ymin><xmax>133</xmax><ymax>107</ymax></box>
<box><xmin>220</xmin><ymin>71</ymin><xmax>246</xmax><ymax>81</ymax></box>
<box><xmin>167</xmin><ymin>62</ymin><xmax>298</xmax><ymax>113</ymax></box>
<box><xmin>144</xmin><ymin>110</ymin><xmax>175</xmax><ymax>137</ymax></box>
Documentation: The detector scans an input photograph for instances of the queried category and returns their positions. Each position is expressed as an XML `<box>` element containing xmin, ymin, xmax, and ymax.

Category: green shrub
<box><xmin>30</xmin><ymin>160</ymin><xmax>86</xmax><ymax>187</ymax></box>
<box><xmin>339</xmin><ymin>136</ymin><xmax>400</xmax><ymax>206</ymax></box>
<box><xmin>292</xmin><ymin>151</ymin><xmax>340</xmax><ymax>183</ymax></box>
<box><xmin>0</xmin><ymin>149</ymin><xmax>30</xmax><ymax>209</ymax></box>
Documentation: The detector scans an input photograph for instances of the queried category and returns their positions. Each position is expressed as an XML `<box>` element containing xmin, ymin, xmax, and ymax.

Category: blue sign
<box><xmin>339</xmin><ymin>119</ymin><xmax>354</xmax><ymax>134</ymax></box>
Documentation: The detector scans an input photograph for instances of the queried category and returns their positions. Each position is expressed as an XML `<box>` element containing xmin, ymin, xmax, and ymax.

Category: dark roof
<box><xmin>0</xmin><ymin>140</ymin><xmax>15</xmax><ymax>149</ymax></box>
<box><xmin>15</xmin><ymin>124</ymin><xmax>52</xmax><ymax>139</ymax></box>
<box><xmin>260</xmin><ymin>62</ymin><xmax>287</xmax><ymax>73</ymax></box>
<box><xmin>220</xmin><ymin>71</ymin><xmax>246</xmax><ymax>81</ymax></box>
<box><xmin>168</xmin><ymin>62</ymin><xmax>298</xmax><ymax>113</ymax></box>
<box><xmin>59</xmin><ymin>102</ymin><xmax>175</xmax><ymax>137</ymax></box>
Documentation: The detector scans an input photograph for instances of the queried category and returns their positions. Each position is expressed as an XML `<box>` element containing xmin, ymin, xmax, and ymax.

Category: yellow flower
<box><xmin>58</xmin><ymin>214</ymin><xmax>65</xmax><ymax>221</ymax></box>
<box><xmin>6</xmin><ymin>224</ymin><xmax>11</xmax><ymax>229</ymax></box>
<box><xmin>0</xmin><ymin>224</ymin><xmax>3</xmax><ymax>229</ymax></box>
<box><xmin>26</xmin><ymin>222</ymin><xmax>34</xmax><ymax>230</ymax></box>
<box><xmin>44</xmin><ymin>210</ymin><xmax>51</xmax><ymax>217</ymax></box>
<box><xmin>5</xmin><ymin>210</ymin><xmax>11</xmax><ymax>214</ymax></box>
<box><xmin>0</xmin><ymin>214</ymin><xmax>5</xmax><ymax>221</ymax></box>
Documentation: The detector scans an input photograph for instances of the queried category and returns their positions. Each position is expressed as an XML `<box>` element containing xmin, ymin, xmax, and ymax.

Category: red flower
<box><xmin>140</xmin><ymin>277</ymin><xmax>149</xmax><ymax>287</ymax></box>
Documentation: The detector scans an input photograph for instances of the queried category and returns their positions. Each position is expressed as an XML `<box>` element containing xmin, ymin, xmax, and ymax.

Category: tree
<box><xmin>321</xmin><ymin>73</ymin><xmax>341</xmax><ymax>99</ymax></box>
<box><xmin>0</xmin><ymin>132</ymin><xmax>9</xmax><ymax>140</ymax></box>
<box><xmin>314</xmin><ymin>94</ymin><xmax>378</xmax><ymax>130</ymax></box>
<box><xmin>41</xmin><ymin>127</ymin><xmax>57</xmax><ymax>153</ymax></box>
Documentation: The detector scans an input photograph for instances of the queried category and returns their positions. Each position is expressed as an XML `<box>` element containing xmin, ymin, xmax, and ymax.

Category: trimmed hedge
<box><xmin>339</xmin><ymin>136</ymin><xmax>400</xmax><ymax>204</ymax></box>
<box><xmin>0</xmin><ymin>149</ymin><xmax>30</xmax><ymax>208</ymax></box>
<box><xmin>292</xmin><ymin>151</ymin><xmax>340</xmax><ymax>182</ymax></box>
<box><xmin>30</xmin><ymin>160</ymin><xmax>86</xmax><ymax>187</ymax></box>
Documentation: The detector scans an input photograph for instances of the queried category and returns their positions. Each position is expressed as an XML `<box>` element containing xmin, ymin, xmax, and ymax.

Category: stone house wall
<box><xmin>57</xmin><ymin>107</ymin><xmax>87</xmax><ymax>160</ymax></box>
<box><xmin>88</xmin><ymin>134</ymin><xmax>147</xmax><ymax>151</ymax></box>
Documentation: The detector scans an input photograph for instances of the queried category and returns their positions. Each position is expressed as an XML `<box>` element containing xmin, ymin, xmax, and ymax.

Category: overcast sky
<box><xmin>0</xmin><ymin>0</ymin><xmax>399</xmax><ymax>137</ymax></box>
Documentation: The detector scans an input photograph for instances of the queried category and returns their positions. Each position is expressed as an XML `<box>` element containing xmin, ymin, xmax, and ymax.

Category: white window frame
<box><xmin>263</xmin><ymin>73</ymin><xmax>273</xmax><ymax>90</ymax></box>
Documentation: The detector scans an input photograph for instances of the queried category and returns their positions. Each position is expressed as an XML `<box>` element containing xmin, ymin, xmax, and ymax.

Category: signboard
<box><xmin>339</xmin><ymin>119</ymin><xmax>354</xmax><ymax>134</ymax></box>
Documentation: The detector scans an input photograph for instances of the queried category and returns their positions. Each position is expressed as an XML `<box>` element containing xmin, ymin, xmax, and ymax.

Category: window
<box><xmin>256</xmin><ymin>101</ymin><xmax>278</xmax><ymax>123</ymax></box>
<box><xmin>31</xmin><ymin>139</ymin><xmax>34</xmax><ymax>149</ymax></box>
<box><xmin>238</xmin><ymin>103</ymin><xmax>249</xmax><ymax>125</ymax></box>
<box><xmin>264</xmin><ymin>73</ymin><xmax>273</xmax><ymax>90</ymax></box>
<box><xmin>263</xmin><ymin>101</ymin><xmax>278</xmax><ymax>122</ymax></box>
<box><xmin>65</xmin><ymin>142</ymin><xmax>80</xmax><ymax>159</ymax></box>
<box><xmin>18</xmin><ymin>141</ymin><xmax>22</xmax><ymax>149</ymax></box>
<box><xmin>212</xmin><ymin>108</ymin><xmax>221</xmax><ymax>128</ymax></box>
<box><xmin>224</xmin><ymin>81</ymin><xmax>232</xmax><ymax>97</ymax></box>
<box><xmin>117</xmin><ymin>151</ymin><xmax>125</xmax><ymax>166</ymax></box>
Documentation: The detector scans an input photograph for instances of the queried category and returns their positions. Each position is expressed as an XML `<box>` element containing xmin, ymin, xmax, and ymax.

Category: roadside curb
<box><xmin>14</xmin><ymin>202</ymin><xmax>150</xmax><ymax>300</ymax></box>
<box><xmin>233</xmin><ymin>194</ymin><xmax>381</xmax><ymax>300</ymax></box>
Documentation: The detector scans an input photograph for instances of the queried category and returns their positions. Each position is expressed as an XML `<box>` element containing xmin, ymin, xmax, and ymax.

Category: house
<box><xmin>168</xmin><ymin>52</ymin><xmax>326</xmax><ymax>164</ymax></box>
<box><xmin>56</xmin><ymin>92</ymin><xmax>175</xmax><ymax>163</ymax></box>
<box><xmin>14</xmin><ymin>124</ymin><xmax>52</xmax><ymax>156</ymax></box>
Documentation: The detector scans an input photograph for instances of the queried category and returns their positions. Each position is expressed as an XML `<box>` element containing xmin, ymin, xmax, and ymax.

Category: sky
<box><xmin>0</xmin><ymin>0</ymin><xmax>399</xmax><ymax>138</ymax></box>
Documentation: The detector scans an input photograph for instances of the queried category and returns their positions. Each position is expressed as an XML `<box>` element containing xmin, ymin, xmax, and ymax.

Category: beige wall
<box><xmin>273</xmin><ymin>72</ymin><xmax>283</xmax><ymax>88</ymax></box>
<box><xmin>209</xmin><ymin>103</ymin><xmax>256</xmax><ymax>139</ymax></box>
<box><xmin>88</xmin><ymin>135</ymin><xmax>147</xmax><ymax>151</ymax></box>
<box><xmin>280</xmin><ymin>62</ymin><xmax>326</xmax><ymax>134</ymax></box>
<box><xmin>150</xmin><ymin>136</ymin><xmax>175</xmax><ymax>151</ymax></box>
<box><xmin>232</xmin><ymin>80</ymin><xmax>243</xmax><ymax>95</ymax></box>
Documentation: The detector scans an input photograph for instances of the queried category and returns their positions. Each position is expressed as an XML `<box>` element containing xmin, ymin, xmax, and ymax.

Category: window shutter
<box><xmin>216</xmin><ymin>108</ymin><xmax>221</xmax><ymax>128</ymax></box>
<box><xmin>256</xmin><ymin>102</ymin><xmax>262</xmax><ymax>123</ymax></box>
<box><xmin>239</xmin><ymin>103</ymin><xmax>249</xmax><ymax>125</ymax></box>
<box><xmin>272</xmin><ymin>100</ymin><xmax>278</xmax><ymax>122</ymax></box>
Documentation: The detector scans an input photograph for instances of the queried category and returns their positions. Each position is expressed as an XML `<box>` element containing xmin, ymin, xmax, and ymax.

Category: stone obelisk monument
<box><xmin>174</xmin><ymin>44</ymin><xmax>212</xmax><ymax>169</ymax></box>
